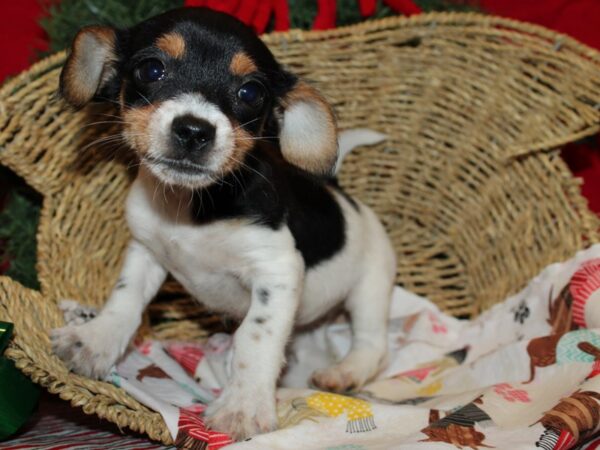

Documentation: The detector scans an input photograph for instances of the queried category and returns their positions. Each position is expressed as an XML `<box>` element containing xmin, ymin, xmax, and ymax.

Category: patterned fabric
<box><xmin>305</xmin><ymin>393</ymin><xmax>376</xmax><ymax>433</ymax></box>
<box><xmin>53</xmin><ymin>244</ymin><xmax>600</xmax><ymax>449</ymax></box>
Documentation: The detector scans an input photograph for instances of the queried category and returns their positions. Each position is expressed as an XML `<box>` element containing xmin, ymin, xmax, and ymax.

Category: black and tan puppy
<box><xmin>51</xmin><ymin>8</ymin><xmax>396</xmax><ymax>439</ymax></box>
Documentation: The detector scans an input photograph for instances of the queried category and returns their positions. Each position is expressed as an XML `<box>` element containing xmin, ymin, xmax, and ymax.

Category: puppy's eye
<box><xmin>237</xmin><ymin>81</ymin><xmax>264</xmax><ymax>106</ymax></box>
<box><xmin>135</xmin><ymin>59</ymin><xmax>166</xmax><ymax>83</ymax></box>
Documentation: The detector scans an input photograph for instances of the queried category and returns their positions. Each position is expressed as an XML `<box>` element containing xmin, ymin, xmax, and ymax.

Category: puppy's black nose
<box><xmin>171</xmin><ymin>115</ymin><xmax>216</xmax><ymax>153</ymax></box>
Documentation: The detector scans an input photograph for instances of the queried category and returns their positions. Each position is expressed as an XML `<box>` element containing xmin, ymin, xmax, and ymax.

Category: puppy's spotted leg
<box><xmin>205</xmin><ymin>253</ymin><xmax>303</xmax><ymax>440</ymax></box>
<box><xmin>51</xmin><ymin>240</ymin><xmax>167</xmax><ymax>378</ymax></box>
<box><xmin>312</xmin><ymin>265</ymin><xmax>394</xmax><ymax>393</ymax></box>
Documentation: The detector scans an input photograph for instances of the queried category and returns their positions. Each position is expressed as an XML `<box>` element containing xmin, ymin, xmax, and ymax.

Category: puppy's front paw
<box><xmin>204</xmin><ymin>387</ymin><xmax>277</xmax><ymax>441</ymax></box>
<box><xmin>311</xmin><ymin>366</ymin><xmax>361</xmax><ymax>393</ymax></box>
<box><xmin>311</xmin><ymin>349</ymin><xmax>386</xmax><ymax>393</ymax></box>
<box><xmin>51</xmin><ymin>320</ymin><xmax>127</xmax><ymax>379</ymax></box>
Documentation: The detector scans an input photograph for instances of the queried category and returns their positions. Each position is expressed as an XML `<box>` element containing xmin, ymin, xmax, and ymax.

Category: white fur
<box><xmin>280</xmin><ymin>101</ymin><xmax>337</xmax><ymax>171</ymax></box>
<box><xmin>335</xmin><ymin>128</ymin><xmax>388</xmax><ymax>174</ymax></box>
<box><xmin>52</xmin><ymin>147</ymin><xmax>396</xmax><ymax>440</ymax></box>
<box><xmin>51</xmin><ymin>239</ymin><xmax>167</xmax><ymax>378</ymax></box>
<box><xmin>141</xmin><ymin>93</ymin><xmax>235</xmax><ymax>188</ymax></box>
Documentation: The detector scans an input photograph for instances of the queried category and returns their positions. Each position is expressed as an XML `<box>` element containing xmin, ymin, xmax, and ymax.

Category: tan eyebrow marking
<box><xmin>230</xmin><ymin>52</ymin><xmax>258</xmax><ymax>76</ymax></box>
<box><xmin>155</xmin><ymin>32</ymin><xmax>186</xmax><ymax>59</ymax></box>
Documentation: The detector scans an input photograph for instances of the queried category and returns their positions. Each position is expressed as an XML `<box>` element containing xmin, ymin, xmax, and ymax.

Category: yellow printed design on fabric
<box><xmin>306</xmin><ymin>393</ymin><xmax>377</xmax><ymax>433</ymax></box>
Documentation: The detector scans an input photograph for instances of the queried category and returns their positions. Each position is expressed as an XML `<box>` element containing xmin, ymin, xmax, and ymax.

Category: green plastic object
<box><xmin>0</xmin><ymin>321</ymin><xmax>40</xmax><ymax>440</ymax></box>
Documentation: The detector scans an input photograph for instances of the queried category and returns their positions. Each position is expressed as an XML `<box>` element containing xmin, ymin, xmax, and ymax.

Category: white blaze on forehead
<box><xmin>148</xmin><ymin>93</ymin><xmax>234</xmax><ymax>159</ymax></box>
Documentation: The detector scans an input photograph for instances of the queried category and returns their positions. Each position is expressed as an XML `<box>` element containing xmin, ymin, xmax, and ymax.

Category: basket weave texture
<box><xmin>1</xmin><ymin>13</ymin><xmax>599</xmax><ymax>444</ymax></box>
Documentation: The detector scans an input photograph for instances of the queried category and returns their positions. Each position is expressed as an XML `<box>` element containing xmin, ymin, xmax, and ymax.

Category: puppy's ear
<box><xmin>60</xmin><ymin>26</ymin><xmax>118</xmax><ymax>107</ymax></box>
<box><xmin>279</xmin><ymin>81</ymin><xmax>338</xmax><ymax>175</ymax></box>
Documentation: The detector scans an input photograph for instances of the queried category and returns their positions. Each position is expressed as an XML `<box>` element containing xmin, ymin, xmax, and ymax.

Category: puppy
<box><xmin>51</xmin><ymin>7</ymin><xmax>396</xmax><ymax>440</ymax></box>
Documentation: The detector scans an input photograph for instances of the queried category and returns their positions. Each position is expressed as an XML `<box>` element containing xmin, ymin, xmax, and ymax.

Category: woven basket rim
<box><xmin>265</xmin><ymin>12</ymin><xmax>600</xmax><ymax>61</ymax></box>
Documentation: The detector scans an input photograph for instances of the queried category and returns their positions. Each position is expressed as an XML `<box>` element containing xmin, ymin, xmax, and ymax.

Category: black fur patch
<box><xmin>257</xmin><ymin>288</ymin><xmax>270</xmax><ymax>304</ymax></box>
<box><xmin>191</xmin><ymin>147</ymin><xmax>347</xmax><ymax>268</ymax></box>
<box><xmin>254</xmin><ymin>317</ymin><xmax>267</xmax><ymax>324</ymax></box>
<box><xmin>115</xmin><ymin>278</ymin><xmax>127</xmax><ymax>290</ymax></box>
<box><xmin>110</xmin><ymin>8</ymin><xmax>296</xmax><ymax>139</ymax></box>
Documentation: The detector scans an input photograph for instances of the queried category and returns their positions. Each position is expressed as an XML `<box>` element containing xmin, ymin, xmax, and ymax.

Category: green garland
<box><xmin>41</xmin><ymin>0</ymin><xmax>185</xmax><ymax>53</ymax></box>
<box><xmin>0</xmin><ymin>168</ymin><xmax>40</xmax><ymax>290</ymax></box>
<box><xmin>41</xmin><ymin>0</ymin><xmax>476</xmax><ymax>53</ymax></box>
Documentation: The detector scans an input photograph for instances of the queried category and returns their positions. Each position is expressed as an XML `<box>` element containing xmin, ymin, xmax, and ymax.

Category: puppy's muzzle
<box><xmin>171</xmin><ymin>114</ymin><xmax>216</xmax><ymax>157</ymax></box>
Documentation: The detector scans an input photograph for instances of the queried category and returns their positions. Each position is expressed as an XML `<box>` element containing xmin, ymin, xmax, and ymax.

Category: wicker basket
<box><xmin>1</xmin><ymin>13</ymin><xmax>599</xmax><ymax>444</ymax></box>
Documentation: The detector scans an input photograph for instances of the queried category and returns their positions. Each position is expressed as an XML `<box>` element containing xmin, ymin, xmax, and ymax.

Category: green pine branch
<box><xmin>416</xmin><ymin>0</ymin><xmax>478</xmax><ymax>12</ymax></box>
<box><xmin>0</xmin><ymin>189</ymin><xmax>41</xmax><ymax>290</ymax></box>
<box><xmin>40</xmin><ymin>0</ymin><xmax>478</xmax><ymax>53</ymax></box>
<box><xmin>40</xmin><ymin>0</ymin><xmax>184</xmax><ymax>53</ymax></box>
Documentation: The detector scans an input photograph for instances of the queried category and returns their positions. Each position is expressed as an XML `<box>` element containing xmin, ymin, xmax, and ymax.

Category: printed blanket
<box><xmin>60</xmin><ymin>244</ymin><xmax>600</xmax><ymax>449</ymax></box>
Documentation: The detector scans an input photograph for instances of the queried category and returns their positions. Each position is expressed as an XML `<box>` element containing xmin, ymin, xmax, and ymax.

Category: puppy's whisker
<box><xmin>187</xmin><ymin>188</ymin><xmax>195</xmax><ymax>209</ymax></box>
<box><xmin>162</xmin><ymin>181</ymin><xmax>168</xmax><ymax>203</ymax></box>
<box><xmin>136</xmin><ymin>90</ymin><xmax>152</xmax><ymax>106</ymax></box>
<box><xmin>229</xmin><ymin>168</ymin><xmax>244</xmax><ymax>192</ymax></box>
<box><xmin>228</xmin><ymin>155</ymin><xmax>273</xmax><ymax>189</ymax></box>
<box><xmin>232</xmin><ymin>117</ymin><xmax>260</xmax><ymax>131</ymax></box>
<box><xmin>236</xmin><ymin>136</ymin><xmax>279</xmax><ymax>141</ymax></box>
<box><xmin>94</xmin><ymin>96</ymin><xmax>125</xmax><ymax>109</ymax></box>
<box><xmin>79</xmin><ymin>135</ymin><xmax>130</xmax><ymax>153</ymax></box>
<box><xmin>153</xmin><ymin>182</ymin><xmax>161</xmax><ymax>203</ymax></box>
<box><xmin>81</xmin><ymin>120</ymin><xmax>129</xmax><ymax>129</ymax></box>
<box><xmin>97</xmin><ymin>112</ymin><xmax>126</xmax><ymax>120</ymax></box>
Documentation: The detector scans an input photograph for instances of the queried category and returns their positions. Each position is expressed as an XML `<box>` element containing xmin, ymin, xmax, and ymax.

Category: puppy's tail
<box><xmin>335</xmin><ymin>129</ymin><xmax>387</xmax><ymax>174</ymax></box>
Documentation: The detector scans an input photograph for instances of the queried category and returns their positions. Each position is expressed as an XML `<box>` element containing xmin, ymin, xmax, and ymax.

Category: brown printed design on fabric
<box><xmin>122</xmin><ymin>104</ymin><xmax>157</xmax><ymax>155</ymax></box>
<box><xmin>537</xmin><ymin>390</ymin><xmax>600</xmax><ymax>443</ymax></box>
<box><xmin>60</xmin><ymin>26</ymin><xmax>117</xmax><ymax>107</ymax></box>
<box><xmin>136</xmin><ymin>363</ymin><xmax>171</xmax><ymax>382</ymax></box>
<box><xmin>524</xmin><ymin>334</ymin><xmax>564</xmax><ymax>384</ymax></box>
<box><xmin>525</xmin><ymin>337</ymin><xmax>600</xmax><ymax>384</ymax></box>
<box><xmin>230</xmin><ymin>52</ymin><xmax>257</xmax><ymax>76</ymax></box>
<box><xmin>547</xmin><ymin>284</ymin><xmax>578</xmax><ymax>335</ymax></box>
<box><xmin>420</xmin><ymin>398</ymin><xmax>493</xmax><ymax>449</ymax></box>
<box><xmin>525</xmin><ymin>283</ymin><xmax>582</xmax><ymax>384</ymax></box>
<box><xmin>156</xmin><ymin>32</ymin><xmax>186</xmax><ymax>59</ymax></box>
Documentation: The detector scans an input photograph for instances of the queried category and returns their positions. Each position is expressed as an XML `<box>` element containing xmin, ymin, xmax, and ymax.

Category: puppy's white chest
<box><xmin>125</xmin><ymin>179</ymin><xmax>258</xmax><ymax>316</ymax></box>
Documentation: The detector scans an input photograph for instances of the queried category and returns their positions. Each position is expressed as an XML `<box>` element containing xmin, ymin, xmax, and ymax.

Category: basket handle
<box><xmin>504</xmin><ymin>125</ymin><xmax>600</xmax><ymax>161</ymax></box>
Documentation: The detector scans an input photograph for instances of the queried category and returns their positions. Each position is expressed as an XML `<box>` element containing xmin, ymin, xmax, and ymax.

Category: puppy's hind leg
<box><xmin>311</xmin><ymin>249</ymin><xmax>395</xmax><ymax>393</ymax></box>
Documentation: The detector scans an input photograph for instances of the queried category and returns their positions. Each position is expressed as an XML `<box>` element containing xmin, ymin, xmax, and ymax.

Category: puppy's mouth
<box><xmin>143</xmin><ymin>155</ymin><xmax>209</xmax><ymax>174</ymax></box>
<box><xmin>142</xmin><ymin>155</ymin><xmax>217</xmax><ymax>188</ymax></box>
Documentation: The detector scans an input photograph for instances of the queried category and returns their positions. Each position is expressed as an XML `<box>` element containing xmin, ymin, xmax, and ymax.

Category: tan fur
<box><xmin>279</xmin><ymin>81</ymin><xmax>337</xmax><ymax>174</ymax></box>
<box><xmin>122</xmin><ymin>105</ymin><xmax>157</xmax><ymax>155</ymax></box>
<box><xmin>61</xmin><ymin>26</ymin><xmax>117</xmax><ymax>107</ymax></box>
<box><xmin>230</xmin><ymin>52</ymin><xmax>258</xmax><ymax>76</ymax></box>
<box><xmin>156</xmin><ymin>32</ymin><xmax>186</xmax><ymax>59</ymax></box>
<box><xmin>218</xmin><ymin>123</ymin><xmax>255</xmax><ymax>174</ymax></box>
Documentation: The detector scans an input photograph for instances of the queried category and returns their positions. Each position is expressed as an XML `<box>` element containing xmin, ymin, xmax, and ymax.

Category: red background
<box><xmin>1</xmin><ymin>0</ymin><xmax>598</xmax><ymax>213</ymax></box>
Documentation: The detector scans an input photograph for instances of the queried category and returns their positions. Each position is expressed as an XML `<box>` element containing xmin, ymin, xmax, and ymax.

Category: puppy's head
<box><xmin>60</xmin><ymin>8</ymin><xmax>337</xmax><ymax>188</ymax></box>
